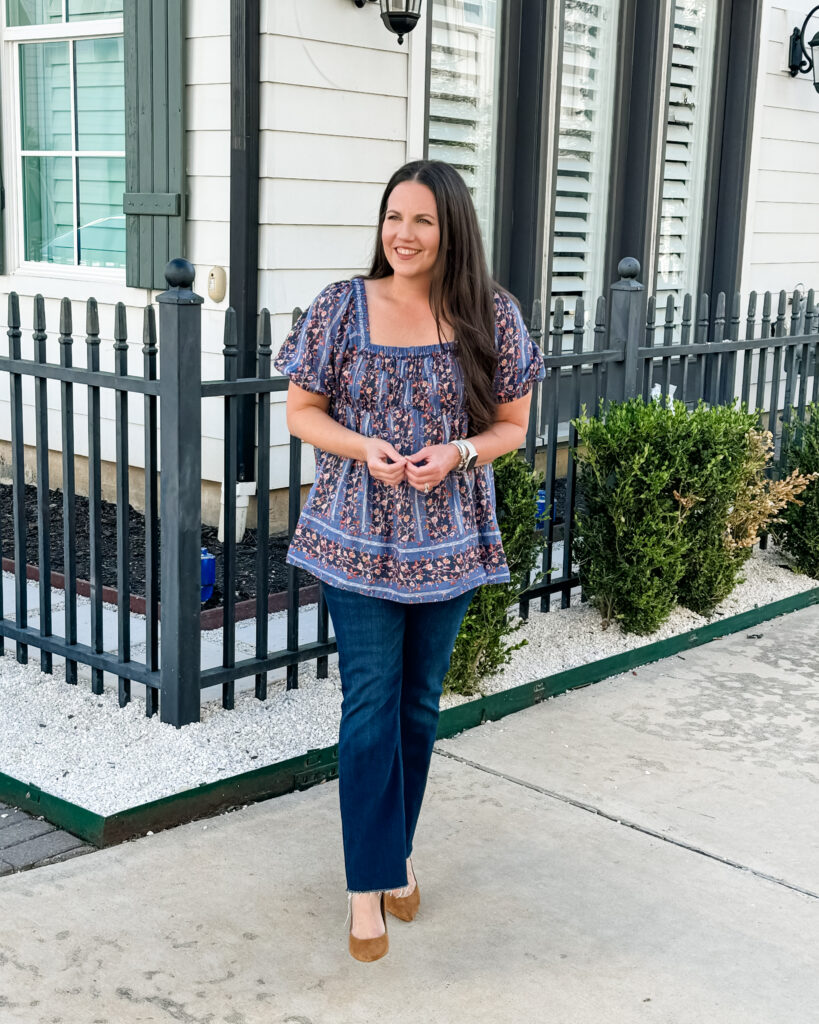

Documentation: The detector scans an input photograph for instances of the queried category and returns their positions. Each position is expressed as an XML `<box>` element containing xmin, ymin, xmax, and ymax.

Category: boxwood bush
<box><xmin>676</xmin><ymin>403</ymin><xmax>761</xmax><ymax>615</ymax></box>
<box><xmin>572</xmin><ymin>398</ymin><xmax>694</xmax><ymax>634</ymax></box>
<box><xmin>572</xmin><ymin>398</ymin><xmax>817</xmax><ymax>633</ymax></box>
<box><xmin>777</xmin><ymin>403</ymin><xmax>819</xmax><ymax>579</ymax></box>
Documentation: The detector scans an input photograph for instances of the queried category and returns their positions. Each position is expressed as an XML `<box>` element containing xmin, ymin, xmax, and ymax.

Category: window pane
<box><xmin>428</xmin><ymin>0</ymin><xmax>502</xmax><ymax>255</ymax></box>
<box><xmin>654</xmin><ymin>0</ymin><xmax>718</xmax><ymax>316</ymax></box>
<box><xmin>19</xmin><ymin>41</ymin><xmax>72</xmax><ymax>151</ymax></box>
<box><xmin>77</xmin><ymin>157</ymin><xmax>125</xmax><ymax>268</ymax></box>
<box><xmin>6</xmin><ymin>0</ymin><xmax>61</xmax><ymax>27</ymax></box>
<box><xmin>22</xmin><ymin>155</ymin><xmax>74</xmax><ymax>264</ymax></box>
<box><xmin>548</xmin><ymin>0</ymin><xmax>620</xmax><ymax>340</ymax></box>
<box><xmin>75</xmin><ymin>37</ymin><xmax>125</xmax><ymax>150</ymax></box>
<box><xmin>67</xmin><ymin>0</ymin><xmax>123</xmax><ymax>20</ymax></box>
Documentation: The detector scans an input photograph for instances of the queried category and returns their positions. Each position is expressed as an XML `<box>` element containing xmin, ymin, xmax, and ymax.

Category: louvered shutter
<box><xmin>654</xmin><ymin>1</ymin><xmax>717</xmax><ymax>315</ymax></box>
<box><xmin>549</xmin><ymin>0</ymin><xmax>619</xmax><ymax>335</ymax></box>
<box><xmin>427</xmin><ymin>0</ymin><xmax>500</xmax><ymax>251</ymax></box>
<box><xmin>123</xmin><ymin>0</ymin><xmax>186</xmax><ymax>289</ymax></box>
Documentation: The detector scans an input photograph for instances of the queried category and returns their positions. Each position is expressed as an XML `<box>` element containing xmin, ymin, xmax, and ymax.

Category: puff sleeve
<box><xmin>492</xmin><ymin>291</ymin><xmax>546</xmax><ymax>403</ymax></box>
<box><xmin>272</xmin><ymin>281</ymin><xmax>352</xmax><ymax>397</ymax></box>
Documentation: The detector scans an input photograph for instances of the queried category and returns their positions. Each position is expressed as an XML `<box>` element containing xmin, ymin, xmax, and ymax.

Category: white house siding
<box><xmin>741</xmin><ymin>3</ymin><xmax>819</xmax><ymax>300</ymax></box>
<box><xmin>260</xmin><ymin>0</ymin><xmax>413</xmax><ymax>492</ymax></box>
<box><xmin>186</xmin><ymin>0</ymin><xmax>233</xmax><ymax>490</ymax></box>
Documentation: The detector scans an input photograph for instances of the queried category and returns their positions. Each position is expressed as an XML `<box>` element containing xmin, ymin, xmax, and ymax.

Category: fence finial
<box><xmin>164</xmin><ymin>257</ymin><xmax>195</xmax><ymax>289</ymax></box>
<box><xmin>33</xmin><ymin>293</ymin><xmax>46</xmax><ymax>334</ymax></box>
<box><xmin>142</xmin><ymin>305</ymin><xmax>157</xmax><ymax>356</ymax></box>
<box><xmin>257</xmin><ymin>308</ymin><xmax>272</xmax><ymax>355</ymax></box>
<box><xmin>223</xmin><ymin>306</ymin><xmax>239</xmax><ymax>364</ymax></box>
<box><xmin>7</xmin><ymin>291</ymin><xmax>20</xmax><ymax>330</ymax></box>
<box><xmin>618</xmin><ymin>257</ymin><xmax>641</xmax><ymax>280</ymax></box>
<box><xmin>59</xmin><ymin>297</ymin><xmax>73</xmax><ymax>340</ymax></box>
<box><xmin>114</xmin><ymin>301</ymin><xmax>128</xmax><ymax>351</ymax></box>
<box><xmin>86</xmin><ymin>296</ymin><xmax>100</xmax><ymax>340</ymax></box>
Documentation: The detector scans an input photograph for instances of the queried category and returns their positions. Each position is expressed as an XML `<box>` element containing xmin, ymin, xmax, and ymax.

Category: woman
<box><xmin>273</xmin><ymin>159</ymin><xmax>545</xmax><ymax>962</ymax></box>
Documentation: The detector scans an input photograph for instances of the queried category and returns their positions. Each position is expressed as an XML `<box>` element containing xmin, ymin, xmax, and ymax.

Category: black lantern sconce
<box><xmin>788</xmin><ymin>6</ymin><xmax>819</xmax><ymax>93</ymax></box>
<box><xmin>352</xmin><ymin>0</ymin><xmax>423</xmax><ymax>45</ymax></box>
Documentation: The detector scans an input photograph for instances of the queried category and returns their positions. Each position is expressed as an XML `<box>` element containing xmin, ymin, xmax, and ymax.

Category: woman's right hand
<box><xmin>363</xmin><ymin>437</ymin><xmax>406</xmax><ymax>487</ymax></box>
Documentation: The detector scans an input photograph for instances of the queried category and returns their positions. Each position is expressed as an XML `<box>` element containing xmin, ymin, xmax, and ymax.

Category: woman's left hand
<box><xmin>404</xmin><ymin>444</ymin><xmax>461</xmax><ymax>492</ymax></box>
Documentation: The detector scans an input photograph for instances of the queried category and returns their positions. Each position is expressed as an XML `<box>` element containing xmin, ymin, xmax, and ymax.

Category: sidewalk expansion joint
<box><xmin>433</xmin><ymin>746</ymin><xmax>819</xmax><ymax>902</ymax></box>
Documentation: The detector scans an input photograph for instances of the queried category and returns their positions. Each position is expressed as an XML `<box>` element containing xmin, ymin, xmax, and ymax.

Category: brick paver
<box><xmin>0</xmin><ymin>802</ymin><xmax>94</xmax><ymax>874</ymax></box>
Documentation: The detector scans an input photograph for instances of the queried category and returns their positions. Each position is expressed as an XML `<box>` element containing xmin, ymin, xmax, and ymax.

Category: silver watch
<box><xmin>449</xmin><ymin>439</ymin><xmax>479</xmax><ymax>472</ymax></box>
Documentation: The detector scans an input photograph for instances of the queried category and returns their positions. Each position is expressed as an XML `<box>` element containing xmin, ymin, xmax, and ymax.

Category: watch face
<box><xmin>466</xmin><ymin>453</ymin><xmax>478</xmax><ymax>471</ymax></box>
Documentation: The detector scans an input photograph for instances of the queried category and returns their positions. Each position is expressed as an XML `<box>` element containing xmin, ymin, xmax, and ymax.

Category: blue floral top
<box><xmin>272</xmin><ymin>277</ymin><xmax>545</xmax><ymax>603</ymax></box>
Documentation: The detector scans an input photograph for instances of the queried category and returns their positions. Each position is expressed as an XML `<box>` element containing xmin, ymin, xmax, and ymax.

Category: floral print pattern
<box><xmin>272</xmin><ymin>276</ymin><xmax>545</xmax><ymax>603</ymax></box>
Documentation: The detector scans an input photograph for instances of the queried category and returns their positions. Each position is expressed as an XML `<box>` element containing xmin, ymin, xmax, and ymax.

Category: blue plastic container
<box><xmin>535</xmin><ymin>489</ymin><xmax>548</xmax><ymax>532</ymax></box>
<box><xmin>201</xmin><ymin>547</ymin><xmax>216</xmax><ymax>602</ymax></box>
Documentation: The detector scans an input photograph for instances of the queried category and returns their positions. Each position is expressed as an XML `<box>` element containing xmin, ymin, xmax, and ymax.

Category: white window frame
<box><xmin>1</xmin><ymin>8</ymin><xmax>125</xmax><ymax>286</ymax></box>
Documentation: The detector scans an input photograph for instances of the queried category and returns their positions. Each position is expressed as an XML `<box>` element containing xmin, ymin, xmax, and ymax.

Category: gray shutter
<box><xmin>123</xmin><ymin>0</ymin><xmax>186</xmax><ymax>289</ymax></box>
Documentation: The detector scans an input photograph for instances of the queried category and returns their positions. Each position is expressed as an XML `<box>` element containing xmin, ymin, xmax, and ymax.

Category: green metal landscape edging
<box><xmin>0</xmin><ymin>745</ymin><xmax>340</xmax><ymax>848</ymax></box>
<box><xmin>436</xmin><ymin>586</ymin><xmax>819</xmax><ymax>738</ymax></box>
<box><xmin>1</xmin><ymin>586</ymin><xmax>817</xmax><ymax>849</ymax></box>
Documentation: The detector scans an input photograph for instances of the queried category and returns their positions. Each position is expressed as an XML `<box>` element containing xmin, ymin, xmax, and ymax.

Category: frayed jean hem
<box><xmin>347</xmin><ymin>882</ymin><xmax>407</xmax><ymax>895</ymax></box>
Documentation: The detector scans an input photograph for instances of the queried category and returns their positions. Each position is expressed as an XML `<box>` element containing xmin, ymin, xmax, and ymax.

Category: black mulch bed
<box><xmin>0</xmin><ymin>483</ymin><xmax>313</xmax><ymax>611</ymax></box>
<box><xmin>0</xmin><ymin>478</ymin><xmax>568</xmax><ymax>611</ymax></box>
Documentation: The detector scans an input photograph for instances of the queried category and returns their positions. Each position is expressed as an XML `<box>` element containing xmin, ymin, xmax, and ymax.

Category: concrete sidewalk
<box><xmin>0</xmin><ymin>605</ymin><xmax>817</xmax><ymax>1024</ymax></box>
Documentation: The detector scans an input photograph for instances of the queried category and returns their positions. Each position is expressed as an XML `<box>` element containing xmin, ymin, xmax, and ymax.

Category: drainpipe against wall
<box><xmin>223</xmin><ymin>0</ymin><xmax>261</xmax><ymax>543</ymax></box>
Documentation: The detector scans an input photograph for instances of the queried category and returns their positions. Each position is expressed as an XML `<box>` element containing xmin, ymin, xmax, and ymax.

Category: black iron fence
<box><xmin>0</xmin><ymin>257</ymin><xmax>816</xmax><ymax>726</ymax></box>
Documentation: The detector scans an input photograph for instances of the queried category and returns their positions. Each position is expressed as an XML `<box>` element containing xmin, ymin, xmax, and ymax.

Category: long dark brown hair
<box><xmin>366</xmin><ymin>160</ymin><xmax>500</xmax><ymax>434</ymax></box>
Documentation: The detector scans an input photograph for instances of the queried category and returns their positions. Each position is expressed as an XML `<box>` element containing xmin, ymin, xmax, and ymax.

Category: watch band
<box><xmin>449</xmin><ymin>439</ymin><xmax>477</xmax><ymax>472</ymax></box>
<box><xmin>461</xmin><ymin>439</ymin><xmax>478</xmax><ymax>471</ymax></box>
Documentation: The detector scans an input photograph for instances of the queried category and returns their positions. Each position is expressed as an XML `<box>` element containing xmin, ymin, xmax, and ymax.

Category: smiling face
<box><xmin>380</xmin><ymin>180</ymin><xmax>441</xmax><ymax>282</ymax></box>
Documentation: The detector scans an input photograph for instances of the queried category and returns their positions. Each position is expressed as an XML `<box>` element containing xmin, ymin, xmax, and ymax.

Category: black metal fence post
<box><xmin>524</xmin><ymin>298</ymin><xmax>542</xmax><ymax>468</ymax></box>
<box><xmin>8</xmin><ymin>293</ymin><xmax>28</xmax><ymax>664</ymax></box>
<box><xmin>607</xmin><ymin>257</ymin><xmax>645</xmax><ymax>402</ymax></box>
<box><xmin>156</xmin><ymin>258</ymin><xmax>203</xmax><ymax>728</ymax></box>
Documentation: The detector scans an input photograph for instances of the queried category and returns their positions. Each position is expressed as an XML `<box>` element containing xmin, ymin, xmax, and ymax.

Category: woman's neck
<box><xmin>382</xmin><ymin>272</ymin><xmax>432</xmax><ymax>307</ymax></box>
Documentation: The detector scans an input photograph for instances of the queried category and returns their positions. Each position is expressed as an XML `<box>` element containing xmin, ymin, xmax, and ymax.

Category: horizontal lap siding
<box><xmin>0</xmin><ymin>0</ymin><xmax>413</xmax><ymax>497</ymax></box>
<box><xmin>741</xmin><ymin>3</ymin><xmax>819</xmax><ymax>297</ymax></box>
<box><xmin>262</xmin><ymin>0</ymin><xmax>410</xmax><ymax>484</ymax></box>
<box><xmin>185</xmin><ymin>5</ymin><xmax>229</xmax><ymax>364</ymax></box>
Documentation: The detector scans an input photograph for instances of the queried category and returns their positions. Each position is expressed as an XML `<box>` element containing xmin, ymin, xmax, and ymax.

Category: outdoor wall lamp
<box><xmin>788</xmin><ymin>6</ymin><xmax>819</xmax><ymax>93</ymax></box>
<box><xmin>352</xmin><ymin>0</ymin><xmax>423</xmax><ymax>45</ymax></box>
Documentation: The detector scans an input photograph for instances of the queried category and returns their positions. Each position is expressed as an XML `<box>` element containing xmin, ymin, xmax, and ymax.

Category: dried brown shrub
<box><xmin>726</xmin><ymin>429</ymin><xmax>819</xmax><ymax>552</ymax></box>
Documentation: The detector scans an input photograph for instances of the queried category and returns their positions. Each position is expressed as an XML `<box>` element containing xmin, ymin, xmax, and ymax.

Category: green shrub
<box><xmin>572</xmin><ymin>398</ymin><xmax>694</xmax><ymax>634</ymax></box>
<box><xmin>777</xmin><ymin>404</ymin><xmax>819</xmax><ymax>578</ymax></box>
<box><xmin>444</xmin><ymin>452</ymin><xmax>547</xmax><ymax>697</ymax></box>
<box><xmin>676</xmin><ymin>403</ymin><xmax>760</xmax><ymax>616</ymax></box>
<box><xmin>573</xmin><ymin>398</ymin><xmax>818</xmax><ymax>632</ymax></box>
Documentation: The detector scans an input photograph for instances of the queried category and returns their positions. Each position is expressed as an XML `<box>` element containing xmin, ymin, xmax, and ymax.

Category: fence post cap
<box><xmin>617</xmin><ymin>257</ymin><xmax>641</xmax><ymax>280</ymax></box>
<box><xmin>165</xmin><ymin>257</ymin><xmax>195</xmax><ymax>287</ymax></box>
<box><xmin>156</xmin><ymin>257</ymin><xmax>204</xmax><ymax>305</ymax></box>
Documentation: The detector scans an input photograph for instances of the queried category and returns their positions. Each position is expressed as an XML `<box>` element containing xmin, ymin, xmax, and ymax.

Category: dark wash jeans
<box><xmin>322</xmin><ymin>583</ymin><xmax>477</xmax><ymax>893</ymax></box>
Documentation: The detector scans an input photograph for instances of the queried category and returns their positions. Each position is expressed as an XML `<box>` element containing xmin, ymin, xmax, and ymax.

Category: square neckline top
<box><xmin>272</xmin><ymin>278</ymin><xmax>546</xmax><ymax>602</ymax></box>
<box><xmin>355</xmin><ymin>276</ymin><xmax>458</xmax><ymax>357</ymax></box>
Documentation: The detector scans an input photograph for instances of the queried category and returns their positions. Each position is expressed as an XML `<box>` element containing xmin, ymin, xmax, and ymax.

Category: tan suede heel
<box><xmin>348</xmin><ymin>891</ymin><xmax>389</xmax><ymax>963</ymax></box>
<box><xmin>385</xmin><ymin>877</ymin><xmax>420</xmax><ymax>922</ymax></box>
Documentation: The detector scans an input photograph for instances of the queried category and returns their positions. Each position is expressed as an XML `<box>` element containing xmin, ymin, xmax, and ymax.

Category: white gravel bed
<box><xmin>452</xmin><ymin>543</ymin><xmax>817</xmax><ymax>701</ymax></box>
<box><xmin>0</xmin><ymin>545</ymin><xmax>815</xmax><ymax>816</ymax></box>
